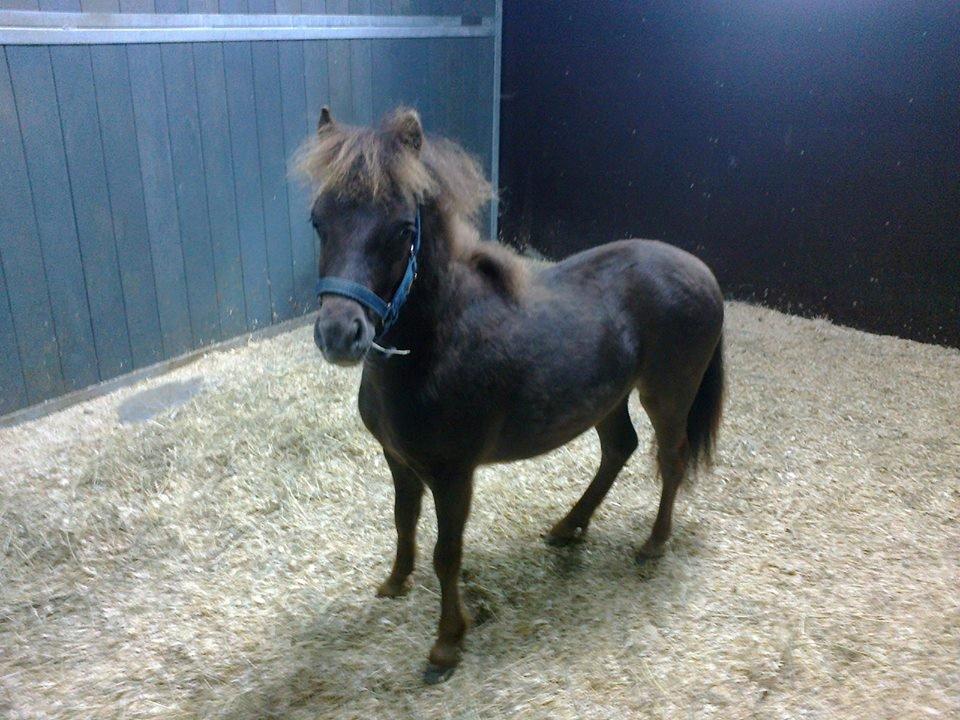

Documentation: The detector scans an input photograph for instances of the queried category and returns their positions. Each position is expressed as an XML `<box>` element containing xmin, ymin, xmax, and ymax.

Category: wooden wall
<box><xmin>0</xmin><ymin>0</ymin><xmax>497</xmax><ymax>413</ymax></box>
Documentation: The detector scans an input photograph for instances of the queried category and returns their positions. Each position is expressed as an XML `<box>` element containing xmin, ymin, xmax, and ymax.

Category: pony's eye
<box><xmin>398</xmin><ymin>226</ymin><xmax>415</xmax><ymax>245</ymax></box>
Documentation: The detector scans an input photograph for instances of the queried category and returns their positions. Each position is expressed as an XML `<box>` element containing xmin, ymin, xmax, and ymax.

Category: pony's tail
<box><xmin>686</xmin><ymin>334</ymin><xmax>725</xmax><ymax>470</ymax></box>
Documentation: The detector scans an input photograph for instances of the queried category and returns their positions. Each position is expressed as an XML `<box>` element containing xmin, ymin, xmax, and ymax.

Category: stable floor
<box><xmin>1</xmin><ymin>302</ymin><xmax>958</xmax><ymax>719</ymax></box>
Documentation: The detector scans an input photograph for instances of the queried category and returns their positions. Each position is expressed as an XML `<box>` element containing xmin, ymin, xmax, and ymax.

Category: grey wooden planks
<box><xmin>51</xmin><ymin>43</ymin><xmax>134</xmax><ymax>378</ymax></box>
<box><xmin>0</xmin><ymin>47</ymin><xmax>62</xmax><ymax>404</ymax></box>
<box><xmin>6</xmin><ymin>45</ymin><xmax>100</xmax><ymax>392</ymax></box>
<box><xmin>161</xmin><ymin>42</ymin><xmax>223</xmax><ymax>344</ymax></box>
<box><xmin>89</xmin><ymin>43</ymin><xmax>166</xmax><ymax>367</ymax></box>
<box><xmin>193</xmin><ymin>41</ymin><xmax>248</xmax><ymax>338</ymax></box>
<box><xmin>0</xmin><ymin>1</ymin><xmax>500</xmax><ymax>415</ymax></box>
<box><xmin>277</xmin><ymin>35</ymin><xmax>316</xmax><ymax>313</ymax></box>
<box><xmin>127</xmin><ymin>42</ymin><xmax>195</xmax><ymax>356</ymax></box>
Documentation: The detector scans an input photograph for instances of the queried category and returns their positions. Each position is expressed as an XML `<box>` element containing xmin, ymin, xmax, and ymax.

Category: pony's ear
<box><xmin>389</xmin><ymin>108</ymin><xmax>423</xmax><ymax>154</ymax></box>
<box><xmin>317</xmin><ymin>106</ymin><xmax>335</xmax><ymax>132</ymax></box>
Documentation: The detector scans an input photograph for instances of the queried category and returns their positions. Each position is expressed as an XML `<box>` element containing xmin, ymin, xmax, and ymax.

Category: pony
<box><xmin>297</xmin><ymin>107</ymin><xmax>725</xmax><ymax>683</ymax></box>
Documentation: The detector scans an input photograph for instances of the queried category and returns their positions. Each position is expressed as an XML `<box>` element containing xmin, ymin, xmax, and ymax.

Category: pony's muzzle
<box><xmin>314</xmin><ymin>297</ymin><xmax>374</xmax><ymax>366</ymax></box>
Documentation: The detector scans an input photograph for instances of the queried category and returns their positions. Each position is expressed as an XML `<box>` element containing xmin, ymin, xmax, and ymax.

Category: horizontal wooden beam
<box><xmin>0</xmin><ymin>10</ymin><xmax>494</xmax><ymax>44</ymax></box>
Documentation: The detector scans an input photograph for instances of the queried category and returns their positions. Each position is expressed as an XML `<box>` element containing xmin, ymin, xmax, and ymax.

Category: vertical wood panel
<box><xmin>325</xmin><ymin>0</ymin><xmax>353</xmax><ymax>122</ymax></box>
<box><xmin>0</xmin><ymin>48</ymin><xmax>62</xmax><ymax>403</ymax></box>
<box><xmin>384</xmin><ymin>2</ymin><xmax>423</xmax><ymax>133</ymax></box>
<box><xmin>249</xmin><ymin>0</ymin><xmax>293</xmax><ymax>323</ymax></box>
<box><xmin>251</xmin><ymin>38</ymin><xmax>296</xmax><ymax>322</ymax></box>
<box><xmin>388</xmin><ymin>1</ymin><xmax>431</xmax><ymax>128</ymax></box>
<box><xmin>193</xmin><ymin>41</ymin><xmax>248</xmax><ymax>337</ymax></box>
<box><xmin>406</xmin><ymin>39</ymin><xmax>433</xmax><ymax>122</ymax></box>
<box><xmin>300</xmin><ymin>0</ymin><xmax>329</xmax><ymax>279</ymax></box>
<box><xmin>187</xmin><ymin>0</ymin><xmax>218</xmax><ymax>11</ymax></box>
<box><xmin>473</xmin><ymin>37</ymin><xmax>494</xmax><ymax>175</ymax></box>
<box><xmin>219</xmin><ymin>1</ymin><xmax>272</xmax><ymax>326</ymax></box>
<box><xmin>348</xmin><ymin>0</ymin><xmax>374</xmax><ymax>125</ymax></box>
<box><xmin>161</xmin><ymin>43</ymin><xmax>222</xmax><ymax>344</ymax></box>
<box><xmin>447</xmin><ymin>37</ymin><xmax>468</xmax><ymax>146</ymax></box>
<box><xmin>439</xmin><ymin>0</ymin><xmax>468</xmax><ymax>148</ymax></box>
<box><xmin>0</xmin><ymin>253</ymin><xmax>28</xmax><ymax>414</ymax></box>
<box><xmin>222</xmin><ymin>38</ymin><xmax>273</xmax><ymax>328</ymax></box>
<box><xmin>90</xmin><ymin>44</ymin><xmax>165</xmax><ymax>368</ymax></box>
<box><xmin>127</xmin><ymin>43</ymin><xmax>194</xmax><ymax>356</ymax></box>
<box><xmin>6</xmin><ymin>46</ymin><xmax>100</xmax><ymax>391</ymax></box>
<box><xmin>419</xmin><ymin>1</ymin><xmax>448</xmax><ymax>133</ymax></box>
<box><xmin>80</xmin><ymin>0</ymin><xmax>120</xmax><ymax>10</ymax></box>
<box><xmin>368</xmin><ymin>0</ymin><xmax>394</xmax><ymax>121</ymax></box>
<box><xmin>422</xmin><ymin>1</ymin><xmax>451</xmax><ymax>136</ymax></box>
<box><xmin>425</xmin><ymin>37</ymin><xmax>447</xmax><ymax>134</ymax></box>
<box><xmin>468</xmin><ymin>34</ymin><xmax>494</xmax><ymax>237</ymax></box>
<box><xmin>51</xmin><ymin>44</ymin><xmax>134</xmax><ymax>378</ymax></box>
<box><xmin>301</xmin><ymin>2</ymin><xmax>330</xmax><ymax>123</ymax></box>
<box><xmin>405</xmin><ymin>0</ymin><xmax>432</xmax><ymax>14</ymax></box>
<box><xmin>278</xmin><ymin>38</ymin><xmax>316</xmax><ymax>313</ymax></box>
<box><xmin>369</xmin><ymin>36</ymin><xmax>394</xmax><ymax>120</ymax></box>
<box><xmin>461</xmin><ymin>37</ymin><xmax>487</xmax><ymax>162</ymax></box>
<box><xmin>119</xmin><ymin>0</ymin><xmax>155</xmax><ymax>11</ymax></box>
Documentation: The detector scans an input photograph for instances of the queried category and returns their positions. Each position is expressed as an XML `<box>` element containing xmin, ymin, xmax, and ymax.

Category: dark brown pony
<box><xmin>298</xmin><ymin>108</ymin><xmax>725</xmax><ymax>683</ymax></box>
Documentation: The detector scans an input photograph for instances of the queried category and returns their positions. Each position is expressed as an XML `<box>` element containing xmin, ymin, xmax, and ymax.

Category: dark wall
<box><xmin>499</xmin><ymin>1</ymin><xmax>960</xmax><ymax>347</ymax></box>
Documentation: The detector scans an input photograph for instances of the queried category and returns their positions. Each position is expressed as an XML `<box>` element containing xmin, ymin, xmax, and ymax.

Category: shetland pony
<box><xmin>298</xmin><ymin>108</ymin><xmax>724</xmax><ymax>683</ymax></box>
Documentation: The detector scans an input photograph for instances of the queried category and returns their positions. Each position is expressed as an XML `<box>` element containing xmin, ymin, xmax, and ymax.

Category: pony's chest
<box><xmin>357</xmin><ymin>369</ymin><xmax>488</xmax><ymax>468</ymax></box>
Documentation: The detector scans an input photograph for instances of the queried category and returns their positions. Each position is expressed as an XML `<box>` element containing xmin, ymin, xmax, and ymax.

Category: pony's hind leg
<box><xmin>636</xmin><ymin>403</ymin><xmax>690</xmax><ymax>561</ymax></box>
<box><xmin>546</xmin><ymin>398</ymin><xmax>638</xmax><ymax>545</ymax></box>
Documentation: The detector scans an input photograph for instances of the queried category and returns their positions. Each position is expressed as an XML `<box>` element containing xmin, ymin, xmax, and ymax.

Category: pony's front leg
<box><xmin>376</xmin><ymin>452</ymin><xmax>424</xmax><ymax>598</ymax></box>
<box><xmin>423</xmin><ymin>471</ymin><xmax>474</xmax><ymax>684</ymax></box>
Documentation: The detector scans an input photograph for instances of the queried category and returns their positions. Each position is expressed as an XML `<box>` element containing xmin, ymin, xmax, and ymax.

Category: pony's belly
<box><xmin>484</xmin><ymin>379</ymin><xmax>632</xmax><ymax>463</ymax></box>
<box><xmin>485</xmin><ymin>423</ymin><xmax>595</xmax><ymax>463</ymax></box>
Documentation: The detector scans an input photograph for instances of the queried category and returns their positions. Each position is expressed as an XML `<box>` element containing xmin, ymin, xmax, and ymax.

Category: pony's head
<box><xmin>295</xmin><ymin>107</ymin><xmax>490</xmax><ymax>365</ymax></box>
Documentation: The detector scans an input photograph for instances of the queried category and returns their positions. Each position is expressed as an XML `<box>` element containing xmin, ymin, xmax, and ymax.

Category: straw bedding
<box><xmin>1</xmin><ymin>301</ymin><xmax>957</xmax><ymax>719</ymax></box>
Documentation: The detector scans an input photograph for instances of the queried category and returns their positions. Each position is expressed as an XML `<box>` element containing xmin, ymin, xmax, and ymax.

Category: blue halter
<box><xmin>315</xmin><ymin>207</ymin><xmax>421</xmax><ymax>341</ymax></box>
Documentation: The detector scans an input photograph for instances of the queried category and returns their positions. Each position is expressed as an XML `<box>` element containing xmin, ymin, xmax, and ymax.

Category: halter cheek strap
<box><xmin>315</xmin><ymin>206</ymin><xmax>421</xmax><ymax>341</ymax></box>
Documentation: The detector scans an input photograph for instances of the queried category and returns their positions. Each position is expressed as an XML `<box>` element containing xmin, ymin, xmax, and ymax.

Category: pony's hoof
<box><xmin>544</xmin><ymin>523</ymin><xmax>586</xmax><ymax>546</ymax></box>
<box><xmin>635</xmin><ymin>541</ymin><xmax>666</xmax><ymax>564</ymax></box>
<box><xmin>375</xmin><ymin>578</ymin><xmax>410</xmax><ymax>598</ymax></box>
<box><xmin>423</xmin><ymin>663</ymin><xmax>456</xmax><ymax>685</ymax></box>
<box><xmin>427</xmin><ymin>641</ymin><xmax>461</xmax><ymax>680</ymax></box>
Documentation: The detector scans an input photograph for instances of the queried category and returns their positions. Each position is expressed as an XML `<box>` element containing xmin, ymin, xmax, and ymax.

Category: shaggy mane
<box><xmin>294</xmin><ymin>108</ymin><xmax>492</xmax><ymax>226</ymax></box>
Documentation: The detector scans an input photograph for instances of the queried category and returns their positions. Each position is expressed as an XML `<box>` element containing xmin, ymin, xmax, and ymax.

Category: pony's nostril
<box><xmin>314</xmin><ymin>319</ymin><xmax>325</xmax><ymax>350</ymax></box>
<box><xmin>352</xmin><ymin>318</ymin><xmax>364</xmax><ymax>345</ymax></box>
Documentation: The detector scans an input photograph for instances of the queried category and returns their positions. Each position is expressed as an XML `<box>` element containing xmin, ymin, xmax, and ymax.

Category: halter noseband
<box><xmin>315</xmin><ymin>207</ymin><xmax>421</xmax><ymax>344</ymax></box>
